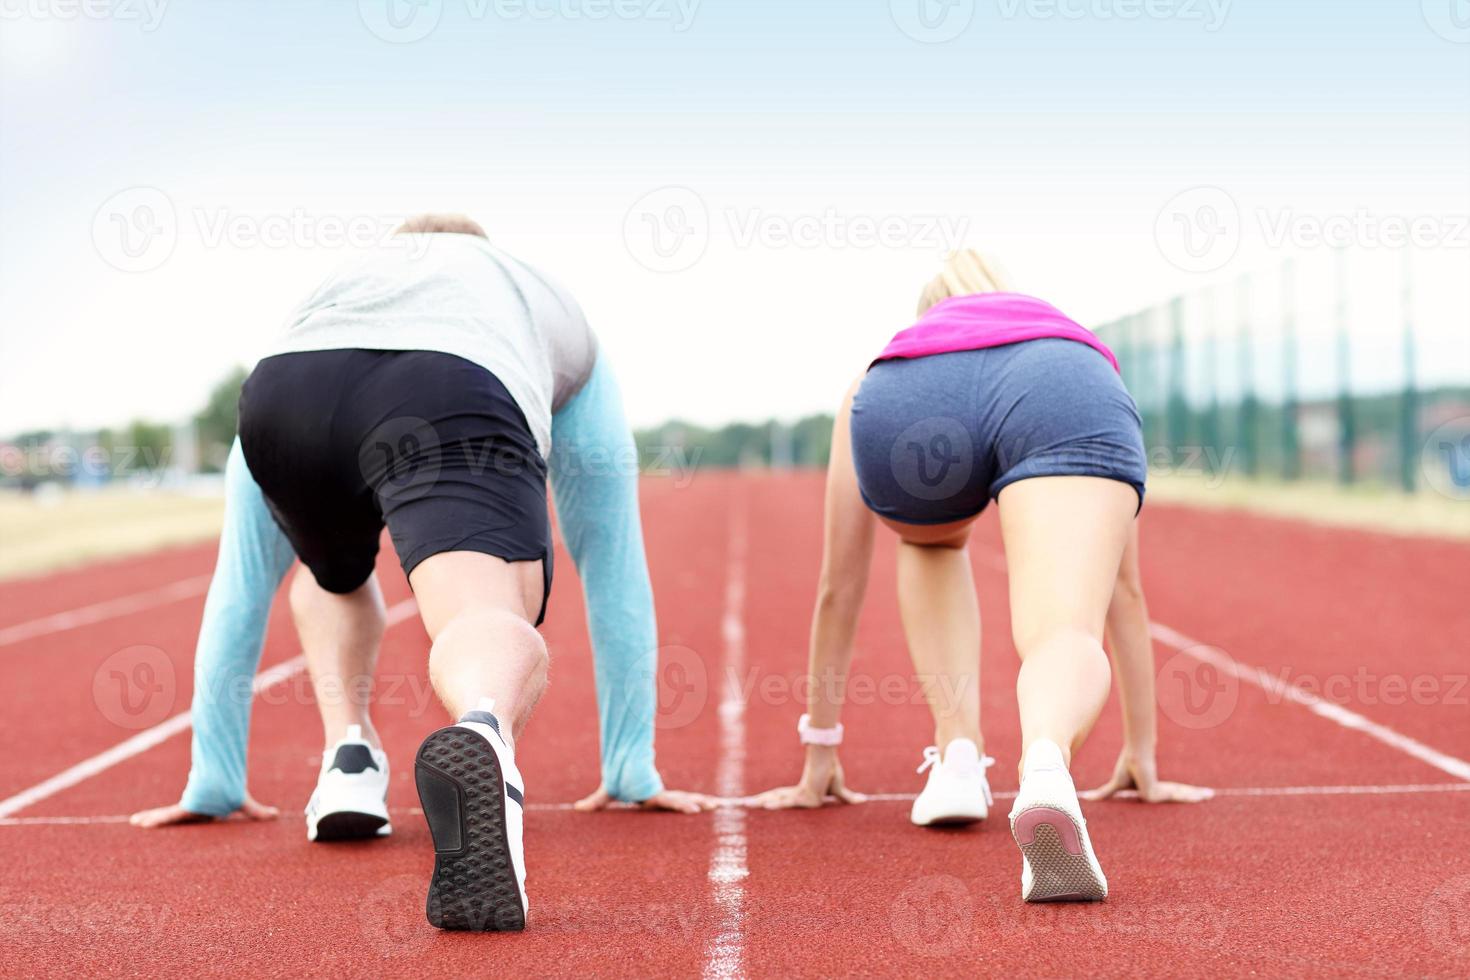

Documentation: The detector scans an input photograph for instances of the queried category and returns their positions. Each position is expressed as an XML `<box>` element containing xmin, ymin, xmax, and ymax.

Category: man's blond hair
<box><xmin>394</xmin><ymin>212</ymin><xmax>488</xmax><ymax>237</ymax></box>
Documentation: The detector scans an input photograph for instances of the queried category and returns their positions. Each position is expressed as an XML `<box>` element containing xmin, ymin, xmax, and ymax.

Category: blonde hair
<box><xmin>394</xmin><ymin>212</ymin><xmax>488</xmax><ymax>237</ymax></box>
<box><xmin>916</xmin><ymin>249</ymin><xmax>1013</xmax><ymax>315</ymax></box>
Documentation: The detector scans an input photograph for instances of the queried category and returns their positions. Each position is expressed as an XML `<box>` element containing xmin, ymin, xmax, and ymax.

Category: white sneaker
<box><xmin>305</xmin><ymin>724</ymin><xmax>391</xmax><ymax>842</ymax></box>
<box><xmin>1008</xmin><ymin>740</ymin><xmax>1107</xmax><ymax>902</ymax></box>
<box><xmin>415</xmin><ymin>699</ymin><xmax>528</xmax><ymax>931</ymax></box>
<box><xmin>910</xmin><ymin>739</ymin><xmax>996</xmax><ymax>827</ymax></box>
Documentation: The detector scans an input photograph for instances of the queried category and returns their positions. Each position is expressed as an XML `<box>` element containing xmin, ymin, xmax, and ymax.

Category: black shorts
<box><xmin>238</xmin><ymin>349</ymin><xmax>552</xmax><ymax>624</ymax></box>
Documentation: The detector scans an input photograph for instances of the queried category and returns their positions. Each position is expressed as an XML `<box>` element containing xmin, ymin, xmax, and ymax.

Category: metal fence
<box><xmin>1095</xmin><ymin>248</ymin><xmax>1470</xmax><ymax>494</ymax></box>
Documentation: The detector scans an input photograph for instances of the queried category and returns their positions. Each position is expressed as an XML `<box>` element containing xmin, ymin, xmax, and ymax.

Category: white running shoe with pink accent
<box><xmin>1008</xmin><ymin>739</ymin><xmax>1107</xmax><ymax>902</ymax></box>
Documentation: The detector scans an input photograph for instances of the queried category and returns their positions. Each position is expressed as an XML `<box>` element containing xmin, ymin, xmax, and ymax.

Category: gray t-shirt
<box><xmin>268</xmin><ymin>235</ymin><xmax>598</xmax><ymax>457</ymax></box>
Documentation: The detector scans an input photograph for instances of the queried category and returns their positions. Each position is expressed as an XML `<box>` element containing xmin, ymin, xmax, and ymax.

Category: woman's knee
<box><xmin>1011</xmin><ymin>621</ymin><xmax>1105</xmax><ymax>662</ymax></box>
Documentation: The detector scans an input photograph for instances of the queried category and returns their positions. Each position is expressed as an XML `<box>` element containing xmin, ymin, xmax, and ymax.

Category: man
<box><xmin>132</xmin><ymin>214</ymin><xmax>711</xmax><ymax>932</ymax></box>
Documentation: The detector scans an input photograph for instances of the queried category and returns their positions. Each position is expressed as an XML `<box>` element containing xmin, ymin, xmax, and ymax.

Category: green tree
<box><xmin>194</xmin><ymin>366</ymin><xmax>247</xmax><ymax>472</ymax></box>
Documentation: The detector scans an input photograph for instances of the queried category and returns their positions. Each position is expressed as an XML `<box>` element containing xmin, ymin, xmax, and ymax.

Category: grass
<box><xmin>0</xmin><ymin>484</ymin><xmax>225</xmax><ymax>582</ymax></box>
<box><xmin>1146</xmin><ymin>472</ymin><xmax>1470</xmax><ymax>540</ymax></box>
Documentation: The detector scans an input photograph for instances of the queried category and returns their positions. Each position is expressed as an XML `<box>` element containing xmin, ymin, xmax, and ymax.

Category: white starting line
<box><xmin>5</xmin><ymin>782</ymin><xmax>1468</xmax><ymax>827</ymax></box>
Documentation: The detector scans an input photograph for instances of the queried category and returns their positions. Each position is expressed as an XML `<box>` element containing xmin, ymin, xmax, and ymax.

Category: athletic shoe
<box><xmin>305</xmin><ymin>724</ymin><xmax>391</xmax><ymax>842</ymax></box>
<box><xmin>910</xmin><ymin>738</ymin><xmax>995</xmax><ymax>827</ymax></box>
<box><xmin>1008</xmin><ymin>739</ymin><xmax>1107</xmax><ymax>902</ymax></box>
<box><xmin>414</xmin><ymin>699</ymin><xmax>528</xmax><ymax>931</ymax></box>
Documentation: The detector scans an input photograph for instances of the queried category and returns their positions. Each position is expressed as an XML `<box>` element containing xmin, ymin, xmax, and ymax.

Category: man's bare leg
<box><xmin>409</xmin><ymin>552</ymin><xmax>547</xmax><ymax>741</ymax></box>
<box><xmin>289</xmin><ymin>567</ymin><xmax>387</xmax><ymax>749</ymax></box>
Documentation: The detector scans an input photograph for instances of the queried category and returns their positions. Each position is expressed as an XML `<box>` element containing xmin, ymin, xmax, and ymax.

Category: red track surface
<box><xmin>2</xmin><ymin>472</ymin><xmax>1468</xmax><ymax>977</ymax></box>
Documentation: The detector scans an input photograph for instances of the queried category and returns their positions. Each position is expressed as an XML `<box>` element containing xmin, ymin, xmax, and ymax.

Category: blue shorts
<box><xmin>850</xmin><ymin>339</ymin><xmax>1147</xmax><ymax>525</ymax></box>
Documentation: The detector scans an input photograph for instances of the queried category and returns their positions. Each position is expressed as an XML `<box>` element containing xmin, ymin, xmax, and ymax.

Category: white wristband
<box><xmin>797</xmin><ymin>713</ymin><xmax>843</xmax><ymax>747</ymax></box>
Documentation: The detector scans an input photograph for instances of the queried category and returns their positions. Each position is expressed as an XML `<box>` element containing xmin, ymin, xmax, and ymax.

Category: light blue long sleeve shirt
<box><xmin>179</xmin><ymin>356</ymin><xmax>662</xmax><ymax>814</ymax></box>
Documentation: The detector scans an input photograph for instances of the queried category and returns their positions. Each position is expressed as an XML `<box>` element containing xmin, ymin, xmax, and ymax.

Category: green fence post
<box><xmin>1168</xmin><ymin>297</ymin><xmax>1188</xmax><ymax>460</ymax></box>
<box><xmin>1237</xmin><ymin>273</ymin><xmax>1259</xmax><ymax>477</ymax></box>
<box><xmin>1136</xmin><ymin>310</ymin><xmax>1160</xmax><ymax>452</ymax></box>
<box><xmin>1399</xmin><ymin>250</ymin><xmax>1419</xmax><ymax>492</ymax></box>
<box><xmin>1202</xmin><ymin>287</ymin><xmax>1222</xmax><ymax>476</ymax></box>
<box><xmin>1335</xmin><ymin>248</ymin><xmax>1356</xmax><ymax>485</ymax></box>
<box><xmin>1282</xmin><ymin>259</ymin><xmax>1301</xmax><ymax>481</ymax></box>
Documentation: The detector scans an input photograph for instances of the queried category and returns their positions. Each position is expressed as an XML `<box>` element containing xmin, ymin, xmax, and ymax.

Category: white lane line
<box><xmin>1150</xmin><ymin>623</ymin><xmax>1470</xmax><ymax>783</ymax></box>
<box><xmin>0</xmin><ymin>599</ymin><xmax>418</xmax><ymax>820</ymax></box>
<box><xmin>974</xmin><ymin>547</ymin><xmax>1470</xmax><ymax>784</ymax></box>
<box><xmin>0</xmin><ymin>574</ymin><xmax>213</xmax><ymax>649</ymax></box>
<box><xmin>9</xmin><ymin>783</ymin><xmax>1470</xmax><ymax>826</ymax></box>
<box><xmin>859</xmin><ymin>782</ymin><xmax>1470</xmax><ymax>803</ymax></box>
<box><xmin>703</xmin><ymin>500</ymin><xmax>749</xmax><ymax>980</ymax></box>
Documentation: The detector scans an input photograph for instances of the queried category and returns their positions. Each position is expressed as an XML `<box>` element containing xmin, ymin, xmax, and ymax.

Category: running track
<box><xmin>2</xmin><ymin>472</ymin><xmax>1467</xmax><ymax>977</ymax></box>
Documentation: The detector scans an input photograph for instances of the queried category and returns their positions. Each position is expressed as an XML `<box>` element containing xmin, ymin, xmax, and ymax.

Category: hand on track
<box><xmin>750</xmin><ymin>749</ymin><xmax>866</xmax><ymax>809</ymax></box>
<box><xmin>129</xmin><ymin>793</ymin><xmax>280</xmax><ymax>828</ymax></box>
<box><xmin>1082</xmin><ymin>750</ymin><xmax>1214</xmax><ymax>803</ymax></box>
<box><xmin>574</xmin><ymin>785</ymin><xmax>719</xmax><ymax>814</ymax></box>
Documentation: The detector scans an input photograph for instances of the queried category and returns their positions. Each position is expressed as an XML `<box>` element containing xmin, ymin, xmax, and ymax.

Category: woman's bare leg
<box><xmin>886</xmin><ymin>516</ymin><xmax>984</xmax><ymax>751</ymax></box>
<box><xmin>997</xmin><ymin>476</ymin><xmax>1137</xmax><ymax>771</ymax></box>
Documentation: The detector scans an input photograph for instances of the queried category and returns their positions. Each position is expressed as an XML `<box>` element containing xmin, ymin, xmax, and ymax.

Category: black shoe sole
<box><xmin>311</xmin><ymin>810</ymin><xmax>388</xmax><ymax>842</ymax></box>
<box><xmin>414</xmin><ymin>726</ymin><xmax>525</xmax><ymax>932</ymax></box>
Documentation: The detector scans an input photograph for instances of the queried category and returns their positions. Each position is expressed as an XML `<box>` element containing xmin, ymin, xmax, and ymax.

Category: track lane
<box><xmin>2</xmin><ymin>474</ymin><xmax>735</xmax><ymax>976</ymax></box>
<box><xmin>1</xmin><ymin>473</ymin><xmax>1467</xmax><ymax>976</ymax></box>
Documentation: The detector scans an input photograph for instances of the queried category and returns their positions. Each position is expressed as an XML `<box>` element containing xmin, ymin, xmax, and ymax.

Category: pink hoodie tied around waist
<box><xmin>873</xmin><ymin>292</ymin><xmax>1119</xmax><ymax>372</ymax></box>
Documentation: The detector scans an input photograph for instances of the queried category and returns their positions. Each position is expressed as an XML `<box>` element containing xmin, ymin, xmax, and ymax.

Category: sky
<box><xmin>1</xmin><ymin>0</ymin><xmax>1467</xmax><ymax>434</ymax></box>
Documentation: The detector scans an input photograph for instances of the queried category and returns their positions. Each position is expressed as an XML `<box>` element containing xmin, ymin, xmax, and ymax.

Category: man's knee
<box><xmin>430</xmin><ymin>607</ymin><xmax>546</xmax><ymax>661</ymax></box>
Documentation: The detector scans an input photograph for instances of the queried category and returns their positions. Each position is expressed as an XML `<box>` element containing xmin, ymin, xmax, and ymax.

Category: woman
<box><xmin>753</xmin><ymin>251</ymin><xmax>1208</xmax><ymax>903</ymax></box>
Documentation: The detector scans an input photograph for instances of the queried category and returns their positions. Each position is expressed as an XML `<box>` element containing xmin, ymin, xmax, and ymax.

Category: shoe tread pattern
<box><xmin>415</xmin><ymin>727</ymin><xmax>525</xmax><ymax>931</ymax></box>
<box><xmin>1013</xmin><ymin>807</ymin><xmax>1107</xmax><ymax>903</ymax></box>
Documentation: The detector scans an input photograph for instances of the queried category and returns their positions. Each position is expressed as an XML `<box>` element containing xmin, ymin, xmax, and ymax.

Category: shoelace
<box><xmin>916</xmin><ymin>747</ymin><xmax>997</xmax><ymax>806</ymax></box>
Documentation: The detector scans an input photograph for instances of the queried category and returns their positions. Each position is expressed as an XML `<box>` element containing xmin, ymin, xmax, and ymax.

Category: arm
<box><xmin>1085</xmin><ymin>520</ymin><xmax>1212</xmax><ymax>803</ymax></box>
<box><xmin>754</xmin><ymin>380</ymin><xmax>876</xmax><ymax>808</ymax></box>
<box><xmin>548</xmin><ymin>357</ymin><xmax>711</xmax><ymax>813</ymax></box>
<box><xmin>132</xmin><ymin>439</ymin><xmax>297</xmax><ymax>826</ymax></box>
